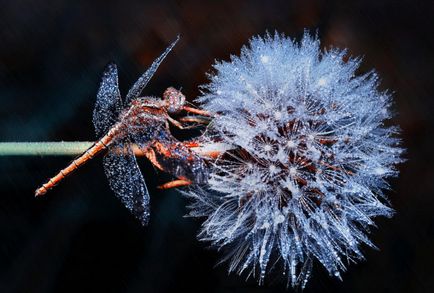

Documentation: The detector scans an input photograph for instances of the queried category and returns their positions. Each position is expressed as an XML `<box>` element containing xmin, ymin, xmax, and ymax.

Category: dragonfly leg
<box><xmin>182</xmin><ymin>106</ymin><xmax>213</xmax><ymax>117</ymax></box>
<box><xmin>179</xmin><ymin>116</ymin><xmax>211</xmax><ymax>125</ymax></box>
<box><xmin>154</xmin><ymin>143</ymin><xmax>225</xmax><ymax>190</ymax></box>
<box><xmin>157</xmin><ymin>179</ymin><xmax>192</xmax><ymax>189</ymax></box>
<box><xmin>141</xmin><ymin>148</ymin><xmax>165</xmax><ymax>171</ymax></box>
<box><xmin>167</xmin><ymin>116</ymin><xmax>200</xmax><ymax>130</ymax></box>
<box><xmin>149</xmin><ymin>141</ymin><xmax>231</xmax><ymax>190</ymax></box>
<box><xmin>191</xmin><ymin>149</ymin><xmax>222</xmax><ymax>159</ymax></box>
<box><xmin>183</xmin><ymin>141</ymin><xmax>235</xmax><ymax>159</ymax></box>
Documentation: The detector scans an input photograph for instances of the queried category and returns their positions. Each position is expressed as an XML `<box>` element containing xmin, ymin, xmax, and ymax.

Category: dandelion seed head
<box><xmin>187</xmin><ymin>32</ymin><xmax>404</xmax><ymax>288</ymax></box>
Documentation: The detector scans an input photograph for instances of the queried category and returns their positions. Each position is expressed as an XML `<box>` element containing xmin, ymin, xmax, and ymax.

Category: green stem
<box><xmin>0</xmin><ymin>142</ymin><xmax>94</xmax><ymax>156</ymax></box>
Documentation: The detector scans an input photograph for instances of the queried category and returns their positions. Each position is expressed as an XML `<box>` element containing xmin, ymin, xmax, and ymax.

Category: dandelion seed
<box><xmin>317</xmin><ymin>77</ymin><xmax>327</xmax><ymax>86</ymax></box>
<box><xmin>186</xmin><ymin>31</ymin><xmax>404</xmax><ymax>288</ymax></box>
<box><xmin>260</xmin><ymin>54</ymin><xmax>270</xmax><ymax>64</ymax></box>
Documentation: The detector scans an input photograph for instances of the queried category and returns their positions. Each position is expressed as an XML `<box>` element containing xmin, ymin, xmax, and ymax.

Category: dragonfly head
<box><xmin>163</xmin><ymin>87</ymin><xmax>186</xmax><ymax>113</ymax></box>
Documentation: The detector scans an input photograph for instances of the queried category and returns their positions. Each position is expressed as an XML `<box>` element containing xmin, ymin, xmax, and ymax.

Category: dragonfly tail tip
<box><xmin>34</xmin><ymin>187</ymin><xmax>47</xmax><ymax>197</ymax></box>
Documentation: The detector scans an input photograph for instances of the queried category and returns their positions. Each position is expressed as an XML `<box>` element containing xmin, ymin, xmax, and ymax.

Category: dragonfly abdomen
<box><xmin>35</xmin><ymin>123</ymin><xmax>122</xmax><ymax>197</ymax></box>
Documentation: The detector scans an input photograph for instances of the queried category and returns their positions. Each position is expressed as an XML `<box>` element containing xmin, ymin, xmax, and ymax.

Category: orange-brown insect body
<box><xmin>35</xmin><ymin>88</ymin><xmax>207</xmax><ymax>197</ymax></box>
<box><xmin>35</xmin><ymin>38</ymin><xmax>214</xmax><ymax>225</ymax></box>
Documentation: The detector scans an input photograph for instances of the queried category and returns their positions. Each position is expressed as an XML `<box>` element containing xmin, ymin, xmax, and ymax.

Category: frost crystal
<box><xmin>186</xmin><ymin>32</ymin><xmax>403</xmax><ymax>288</ymax></box>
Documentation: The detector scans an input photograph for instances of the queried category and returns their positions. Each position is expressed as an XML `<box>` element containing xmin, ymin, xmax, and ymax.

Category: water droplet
<box><xmin>318</xmin><ymin>77</ymin><xmax>327</xmax><ymax>86</ymax></box>
<box><xmin>260</xmin><ymin>55</ymin><xmax>270</xmax><ymax>63</ymax></box>
<box><xmin>274</xmin><ymin>111</ymin><xmax>282</xmax><ymax>120</ymax></box>
<box><xmin>264</xmin><ymin>144</ymin><xmax>272</xmax><ymax>152</ymax></box>
<box><xmin>287</xmin><ymin>140</ymin><xmax>296</xmax><ymax>148</ymax></box>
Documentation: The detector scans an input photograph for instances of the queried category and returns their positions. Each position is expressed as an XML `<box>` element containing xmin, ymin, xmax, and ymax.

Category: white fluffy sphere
<box><xmin>186</xmin><ymin>32</ymin><xmax>403</xmax><ymax>288</ymax></box>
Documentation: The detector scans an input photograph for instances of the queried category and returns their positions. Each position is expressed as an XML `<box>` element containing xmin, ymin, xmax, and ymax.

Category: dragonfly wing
<box><xmin>103</xmin><ymin>140</ymin><xmax>150</xmax><ymax>225</ymax></box>
<box><xmin>125</xmin><ymin>36</ymin><xmax>179</xmax><ymax>104</ymax></box>
<box><xmin>93</xmin><ymin>62</ymin><xmax>123</xmax><ymax>138</ymax></box>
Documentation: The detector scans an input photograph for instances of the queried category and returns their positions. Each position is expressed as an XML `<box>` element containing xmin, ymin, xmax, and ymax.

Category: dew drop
<box><xmin>264</xmin><ymin>144</ymin><xmax>272</xmax><ymax>152</ymax></box>
<box><xmin>318</xmin><ymin>77</ymin><xmax>327</xmax><ymax>86</ymax></box>
<box><xmin>260</xmin><ymin>55</ymin><xmax>270</xmax><ymax>64</ymax></box>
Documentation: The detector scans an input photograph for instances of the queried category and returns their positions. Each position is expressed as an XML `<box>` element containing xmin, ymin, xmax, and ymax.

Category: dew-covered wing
<box><xmin>93</xmin><ymin>62</ymin><xmax>122</xmax><ymax>138</ymax></box>
<box><xmin>103</xmin><ymin>139</ymin><xmax>150</xmax><ymax>225</ymax></box>
<box><xmin>125</xmin><ymin>36</ymin><xmax>179</xmax><ymax>105</ymax></box>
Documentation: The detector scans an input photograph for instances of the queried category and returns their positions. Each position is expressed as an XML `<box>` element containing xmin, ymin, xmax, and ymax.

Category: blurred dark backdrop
<box><xmin>0</xmin><ymin>0</ymin><xmax>433</xmax><ymax>292</ymax></box>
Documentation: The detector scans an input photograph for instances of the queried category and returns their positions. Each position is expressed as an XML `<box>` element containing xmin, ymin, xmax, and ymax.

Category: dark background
<box><xmin>0</xmin><ymin>0</ymin><xmax>433</xmax><ymax>292</ymax></box>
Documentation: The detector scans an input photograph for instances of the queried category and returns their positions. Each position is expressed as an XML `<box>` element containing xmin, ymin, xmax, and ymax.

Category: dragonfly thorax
<box><xmin>120</xmin><ymin>99</ymin><xmax>167</xmax><ymax>130</ymax></box>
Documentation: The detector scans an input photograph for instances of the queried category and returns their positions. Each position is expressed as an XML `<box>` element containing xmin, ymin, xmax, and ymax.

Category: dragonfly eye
<box><xmin>164</xmin><ymin>87</ymin><xmax>185</xmax><ymax>113</ymax></box>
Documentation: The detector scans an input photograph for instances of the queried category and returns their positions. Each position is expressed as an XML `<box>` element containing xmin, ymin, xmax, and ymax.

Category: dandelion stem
<box><xmin>0</xmin><ymin>142</ymin><xmax>209</xmax><ymax>157</ymax></box>
<box><xmin>0</xmin><ymin>142</ymin><xmax>94</xmax><ymax>156</ymax></box>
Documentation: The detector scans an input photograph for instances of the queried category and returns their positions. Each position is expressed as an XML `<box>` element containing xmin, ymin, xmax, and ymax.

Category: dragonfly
<box><xmin>35</xmin><ymin>36</ymin><xmax>212</xmax><ymax>225</ymax></box>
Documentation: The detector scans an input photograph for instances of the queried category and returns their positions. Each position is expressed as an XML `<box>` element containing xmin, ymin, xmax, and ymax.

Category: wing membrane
<box><xmin>125</xmin><ymin>36</ymin><xmax>179</xmax><ymax>104</ymax></box>
<box><xmin>103</xmin><ymin>140</ymin><xmax>150</xmax><ymax>225</ymax></box>
<box><xmin>93</xmin><ymin>62</ymin><xmax>122</xmax><ymax>138</ymax></box>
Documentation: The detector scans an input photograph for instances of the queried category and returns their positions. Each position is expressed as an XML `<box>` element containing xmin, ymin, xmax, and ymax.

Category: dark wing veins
<box><xmin>124</xmin><ymin>36</ymin><xmax>179</xmax><ymax>105</ymax></box>
<box><xmin>103</xmin><ymin>139</ymin><xmax>151</xmax><ymax>225</ymax></box>
<box><xmin>93</xmin><ymin>62</ymin><xmax>123</xmax><ymax>138</ymax></box>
